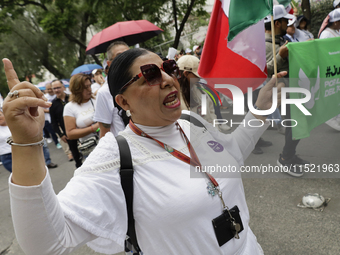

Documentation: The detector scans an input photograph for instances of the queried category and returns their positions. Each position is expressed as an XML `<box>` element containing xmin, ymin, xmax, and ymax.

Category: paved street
<box><xmin>0</xmin><ymin>109</ymin><xmax>339</xmax><ymax>254</ymax></box>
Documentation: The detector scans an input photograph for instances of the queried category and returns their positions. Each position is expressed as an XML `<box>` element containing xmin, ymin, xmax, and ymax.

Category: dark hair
<box><xmin>108</xmin><ymin>48</ymin><xmax>150</xmax><ymax>125</ymax></box>
<box><xmin>296</xmin><ymin>15</ymin><xmax>310</xmax><ymax>29</ymax></box>
<box><xmin>51</xmin><ymin>79</ymin><xmax>64</xmax><ymax>86</ymax></box>
<box><xmin>326</xmin><ymin>21</ymin><xmax>335</xmax><ymax>28</ymax></box>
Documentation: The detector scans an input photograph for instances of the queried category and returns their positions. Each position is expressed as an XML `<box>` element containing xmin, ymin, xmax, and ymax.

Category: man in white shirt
<box><xmin>43</xmin><ymin>83</ymin><xmax>61</xmax><ymax>149</ymax></box>
<box><xmin>93</xmin><ymin>41</ymin><xmax>129</xmax><ymax>138</ymax></box>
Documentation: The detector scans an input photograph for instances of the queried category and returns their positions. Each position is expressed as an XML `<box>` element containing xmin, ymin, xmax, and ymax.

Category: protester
<box><xmin>50</xmin><ymin>80</ymin><xmax>83</xmax><ymax>167</ymax></box>
<box><xmin>193</xmin><ymin>45</ymin><xmax>201</xmax><ymax>59</ymax></box>
<box><xmin>335</xmin><ymin>0</ymin><xmax>340</xmax><ymax>8</ymax></box>
<box><xmin>91</xmin><ymin>68</ymin><xmax>105</xmax><ymax>96</ymax></box>
<box><xmin>166</xmin><ymin>47</ymin><xmax>177</xmax><ymax>60</ymax></box>
<box><xmin>318</xmin><ymin>9</ymin><xmax>340</xmax><ymax>131</ymax></box>
<box><xmin>3</xmin><ymin>49</ymin><xmax>284</xmax><ymax>254</ymax></box>
<box><xmin>244</xmin><ymin>89</ymin><xmax>274</xmax><ymax>155</ymax></box>
<box><xmin>185</xmin><ymin>48</ymin><xmax>192</xmax><ymax>55</ymax></box>
<box><xmin>294</xmin><ymin>15</ymin><xmax>314</xmax><ymax>42</ymax></box>
<box><xmin>265</xmin><ymin>4</ymin><xmax>309</xmax><ymax>177</ymax></box>
<box><xmin>176</xmin><ymin>48</ymin><xmax>185</xmax><ymax>60</ymax></box>
<box><xmin>177</xmin><ymin>55</ymin><xmax>230</xmax><ymax>132</ymax></box>
<box><xmin>43</xmin><ymin>83</ymin><xmax>62</xmax><ymax>148</ymax></box>
<box><xmin>283</xmin><ymin>17</ymin><xmax>299</xmax><ymax>42</ymax></box>
<box><xmin>93</xmin><ymin>41</ymin><xmax>129</xmax><ymax>138</ymax></box>
<box><xmin>318</xmin><ymin>0</ymin><xmax>340</xmax><ymax>38</ymax></box>
<box><xmin>63</xmin><ymin>73</ymin><xmax>99</xmax><ymax>142</ymax></box>
<box><xmin>319</xmin><ymin>9</ymin><xmax>340</xmax><ymax>39</ymax></box>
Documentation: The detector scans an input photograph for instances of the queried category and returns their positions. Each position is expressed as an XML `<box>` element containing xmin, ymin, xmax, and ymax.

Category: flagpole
<box><xmin>270</xmin><ymin>15</ymin><xmax>278</xmax><ymax>86</ymax></box>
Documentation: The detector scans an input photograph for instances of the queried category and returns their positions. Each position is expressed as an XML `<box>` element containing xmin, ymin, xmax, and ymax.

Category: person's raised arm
<box><xmin>2</xmin><ymin>58</ymin><xmax>51</xmax><ymax>186</ymax></box>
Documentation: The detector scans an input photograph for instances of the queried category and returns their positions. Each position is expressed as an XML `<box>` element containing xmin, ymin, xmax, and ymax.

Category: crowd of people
<box><xmin>0</xmin><ymin>2</ymin><xmax>339</xmax><ymax>255</ymax></box>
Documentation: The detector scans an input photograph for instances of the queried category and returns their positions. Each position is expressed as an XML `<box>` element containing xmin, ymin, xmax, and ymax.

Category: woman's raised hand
<box><xmin>2</xmin><ymin>58</ymin><xmax>52</xmax><ymax>144</ymax></box>
<box><xmin>255</xmin><ymin>71</ymin><xmax>287</xmax><ymax>112</ymax></box>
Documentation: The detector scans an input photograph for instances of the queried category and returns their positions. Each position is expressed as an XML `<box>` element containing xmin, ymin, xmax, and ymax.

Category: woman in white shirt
<box><xmin>319</xmin><ymin>9</ymin><xmax>340</xmax><ymax>39</ymax></box>
<box><xmin>2</xmin><ymin>50</ymin><xmax>285</xmax><ymax>255</ymax></box>
<box><xmin>63</xmin><ymin>73</ymin><xmax>100</xmax><ymax>142</ymax></box>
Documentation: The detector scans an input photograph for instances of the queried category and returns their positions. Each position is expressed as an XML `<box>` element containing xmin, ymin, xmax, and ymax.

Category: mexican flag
<box><xmin>198</xmin><ymin>0</ymin><xmax>291</xmax><ymax>98</ymax></box>
<box><xmin>287</xmin><ymin>37</ymin><xmax>340</xmax><ymax>139</ymax></box>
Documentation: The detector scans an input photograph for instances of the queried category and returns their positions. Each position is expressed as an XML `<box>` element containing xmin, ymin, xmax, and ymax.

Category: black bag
<box><xmin>77</xmin><ymin>135</ymin><xmax>98</xmax><ymax>157</ymax></box>
<box><xmin>212</xmin><ymin>205</ymin><xmax>244</xmax><ymax>246</ymax></box>
<box><xmin>77</xmin><ymin>99</ymin><xmax>99</xmax><ymax>157</ymax></box>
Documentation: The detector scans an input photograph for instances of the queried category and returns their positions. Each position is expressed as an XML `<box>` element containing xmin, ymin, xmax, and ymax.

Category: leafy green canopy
<box><xmin>0</xmin><ymin>0</ymin><xmax>207</xmax><ymax>95</ymax></box>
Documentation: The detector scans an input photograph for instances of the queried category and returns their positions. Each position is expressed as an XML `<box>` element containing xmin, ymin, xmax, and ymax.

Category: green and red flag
<box><xmin>198</xmin><ymin>0</ymin><xmax>291</xmax><ymax>98</ymax></box>
<box><xmin>287</xmin><ymin>37</ymin><xmax>340</xmax><ymax>139</ymax></box>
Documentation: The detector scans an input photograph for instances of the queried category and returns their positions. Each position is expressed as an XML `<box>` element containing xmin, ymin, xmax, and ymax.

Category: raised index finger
<box><xmin>2</xmin><ymin>58</ymin><xmax>20</xmax><ymax>90</ymax></box>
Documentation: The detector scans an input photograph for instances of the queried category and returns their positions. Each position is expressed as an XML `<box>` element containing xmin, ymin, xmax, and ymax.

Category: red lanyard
<box><xmin>129</xmin><ymin>120</ymin><xmax>219</xmax><ymax>188</ymax></box>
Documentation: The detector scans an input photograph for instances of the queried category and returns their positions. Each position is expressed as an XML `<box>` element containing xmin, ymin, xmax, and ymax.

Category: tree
<box><xmin>301</xmin><ymin>0</ymin><xmax>311</xmax><ymax>24</ymax></box>
<box><xmin>168</xmin><ymin>0</ymin><xmax>208</xmax><ymax>49</ymax></box>
<box><xmin>96</xmin><ymin>0</ymin><xmax>208</xmax><ymax>50</ymax></box>
<box><xmin>0</xmin><ymin>0</ymin><xmax>208</xmax><ymax>95</ymax></box>
<box><xmin>0</xmin><ymin>0</ymin><xmax>102</xmax><ymax>78</ymax></box>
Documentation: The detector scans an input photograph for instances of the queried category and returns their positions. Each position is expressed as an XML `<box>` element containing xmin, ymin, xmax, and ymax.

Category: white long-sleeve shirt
<box><xmin>9</xmin><ymin>111</ymin><xmax>268</xmax><ymax>255</ymax></box>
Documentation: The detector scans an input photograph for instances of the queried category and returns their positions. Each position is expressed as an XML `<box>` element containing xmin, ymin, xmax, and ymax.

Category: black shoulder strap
<box><xmin>180</xmin><ymin>113</ymin><xmax>206</xmax><ymax>129</ymax></box>
<box><xmin>116</xmin><ymin>114</ymin><xmax>204</xmax><ymax>254</ymax></box>
<box><xmin>115</xmin><ymin>135</ymin><xmax>141</xmax><ymax>254</ymax></box>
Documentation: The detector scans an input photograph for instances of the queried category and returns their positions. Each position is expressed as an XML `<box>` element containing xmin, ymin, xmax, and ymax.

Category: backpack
<box><xmin>115</xmin><ymin>113</ymin><xmax>206</xmax><ymax>254</ymax></box>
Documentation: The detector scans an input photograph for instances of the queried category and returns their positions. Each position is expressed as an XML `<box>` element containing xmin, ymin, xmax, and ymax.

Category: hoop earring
<box><xmin>126</xmin><ymin>110</ymin><xmax>131</xmax><ymax>117</ymax></box>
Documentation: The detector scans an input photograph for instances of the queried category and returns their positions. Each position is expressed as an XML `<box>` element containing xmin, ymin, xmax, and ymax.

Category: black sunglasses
<box><xmin>120</xmin><ymin>60</ymin><xmax>180</xmax><ymax>93</ymax></box>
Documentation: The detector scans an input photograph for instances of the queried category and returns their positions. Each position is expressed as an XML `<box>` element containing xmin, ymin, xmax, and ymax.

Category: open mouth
<box><xmin>163</xmin><ymin>91</ymin><xmax>180</xmax><ymax>108</ymax></box>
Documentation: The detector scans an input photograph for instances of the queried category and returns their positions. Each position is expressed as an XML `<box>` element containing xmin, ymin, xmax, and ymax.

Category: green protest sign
<box><xmin>287</xmin><ymin>37</ymin><xmax>340</xmax><ymax>139</ymax></box>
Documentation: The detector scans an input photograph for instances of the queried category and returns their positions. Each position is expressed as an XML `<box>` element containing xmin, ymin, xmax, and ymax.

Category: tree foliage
<box><xmin>0</xmin><ymin>0</ymin><xmax>208</xmax><ymax>95</ymax></box>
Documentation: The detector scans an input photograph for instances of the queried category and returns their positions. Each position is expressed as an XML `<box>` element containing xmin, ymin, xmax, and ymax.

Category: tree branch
<box><xmin>11</xmin><ymin>29</ymin><xmax>65</xmax><ymax>78</ymax></box>
<box><xmin>172</xmin><ymin>0</ymin><xmax>196</xmax><ymax>48</ymax></box>
<box><xmin>63</xmin><ymin>31</ymin><xmax>87</xmax><ymax>49</ymax></box>
<box><xmin>172</xmin><ymin>0</ymin><xmax>178</xmax><ymax>32</ymax></box>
